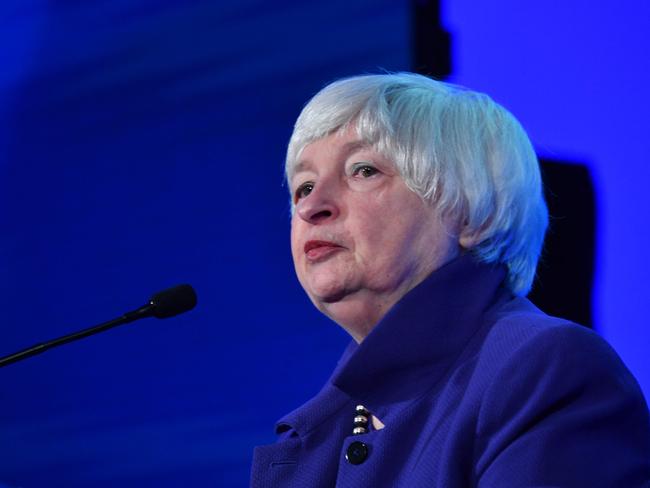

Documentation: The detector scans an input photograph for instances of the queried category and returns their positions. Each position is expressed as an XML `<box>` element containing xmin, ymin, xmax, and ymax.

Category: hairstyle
<box><xmin>286</xmin><ymin>72</ymin><xmax>548</xmax><ymax>296</ymax></box>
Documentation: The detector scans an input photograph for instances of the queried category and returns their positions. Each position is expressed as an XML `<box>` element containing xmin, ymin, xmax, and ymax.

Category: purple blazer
<box><xmin>251</xmin><ymin>256</ymin><xmax>650</xmax><ymax>487</ymax></box>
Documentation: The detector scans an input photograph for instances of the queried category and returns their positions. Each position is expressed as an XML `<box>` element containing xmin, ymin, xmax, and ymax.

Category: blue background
<box><xmin>0</xmin><ymin>1</ymin><xmax>648</xmax><ymax>486</ymax></box>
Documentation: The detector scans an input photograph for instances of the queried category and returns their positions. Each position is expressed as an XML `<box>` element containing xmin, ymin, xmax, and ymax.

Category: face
<box><xmin>289</xmin><ymin>127</ymin><xmax>460</xmax><ymax>339</ymax></box>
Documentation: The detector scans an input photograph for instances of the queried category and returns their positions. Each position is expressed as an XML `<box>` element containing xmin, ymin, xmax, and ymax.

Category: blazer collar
<box><xmin>276</xmin><ymin>254</ymin><xmax>509</xmax><ymax>437</ymax></box>
<box><xmin>332</xmin><ymin>254</ymin><xmax>509</xmax><ymax>417</ymax></box>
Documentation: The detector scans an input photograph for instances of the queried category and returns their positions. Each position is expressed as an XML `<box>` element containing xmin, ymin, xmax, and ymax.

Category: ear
<box><xmin>459</xmin><ymin>225</ymin><xmax>481</xmax><ymax>249</ymax></box>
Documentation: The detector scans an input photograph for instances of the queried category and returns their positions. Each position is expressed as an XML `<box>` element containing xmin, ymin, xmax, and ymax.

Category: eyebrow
<box><xmin>291</xmin><ymin>140</ymin><xmax>373</xmax><ymax>178</ymax></box>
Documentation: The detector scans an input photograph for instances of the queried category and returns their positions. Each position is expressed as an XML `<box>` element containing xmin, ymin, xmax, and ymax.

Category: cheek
<box><xmin>289</xmin><ymin>220</ymin><xmax>302</xmax><ymax>264</ymax></box>
<box><xmin>361</xmin><ymin>207</ymin><xmax>433</xmax><ymax>264</ymax></box>
<box><xmin>352</xmin><ymin>217</ymin><xmax>407</xmax><ymax>269</ymax></box>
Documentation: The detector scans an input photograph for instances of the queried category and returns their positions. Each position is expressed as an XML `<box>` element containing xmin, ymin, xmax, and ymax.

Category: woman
<box><xmin>251</xmin><ymin>73</ymin><xmax>650</xmax><ymax>487</ymax></box>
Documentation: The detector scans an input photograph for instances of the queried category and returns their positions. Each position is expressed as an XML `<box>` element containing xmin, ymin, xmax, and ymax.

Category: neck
<box><xmin>318</xmin><ymin>285</ymin><xmax>414</xmax><ymax>343</ymax></box>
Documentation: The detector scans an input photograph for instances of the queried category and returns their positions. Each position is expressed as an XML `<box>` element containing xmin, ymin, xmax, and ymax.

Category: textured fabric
<box><xmin>250</xmin><ymin>255</ymin><xmax>650</xmax><ymax>487</ymax></box>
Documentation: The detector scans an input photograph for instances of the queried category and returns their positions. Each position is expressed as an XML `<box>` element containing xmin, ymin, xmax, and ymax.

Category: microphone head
<box><xmin>149</xmin><ymin>284</ymin><xmax>197</xmax><ymax>319</ymax></box>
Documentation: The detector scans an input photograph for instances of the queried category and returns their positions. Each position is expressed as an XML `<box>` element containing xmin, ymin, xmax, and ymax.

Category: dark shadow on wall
<box><xmin>530</xmin><ymin>159</ymin><xmax>596</xmax><ymax>329</ymax></box>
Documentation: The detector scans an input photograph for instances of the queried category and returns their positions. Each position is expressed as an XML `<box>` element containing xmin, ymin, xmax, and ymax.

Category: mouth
<box><xmin>304</xmin><ymin>240</ymin><xmax>343</xmax><ymax>261</ymax></box>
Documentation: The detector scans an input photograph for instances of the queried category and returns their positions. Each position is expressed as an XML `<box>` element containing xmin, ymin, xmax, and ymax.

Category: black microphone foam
<box><xmin>149</xmin><ymin>284</ymin><xmax>197</xmax><ymax>319</ymax></box>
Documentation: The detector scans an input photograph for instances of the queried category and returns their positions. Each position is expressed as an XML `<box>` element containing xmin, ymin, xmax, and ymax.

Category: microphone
<box><xmin>132</xmin><ymin>284</ymin><xmax>198</xmax><ymax>320</ymax></box>
<box><xmin>0</xmin><ymin>284</ymin><xmax>197</xmax><ymax>368</ymax></box>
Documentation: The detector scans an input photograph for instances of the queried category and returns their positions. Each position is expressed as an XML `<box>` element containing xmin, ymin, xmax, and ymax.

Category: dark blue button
<box><xmin>346</xmin><ymin>441</ymin><xmax>368</xmax><ymax>465</ymax></box>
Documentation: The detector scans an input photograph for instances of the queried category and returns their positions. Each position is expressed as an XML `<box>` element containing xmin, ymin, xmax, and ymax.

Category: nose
<box><xmin>295</xmin><ymin>181</ymin><xmax>340</xmax><ymax>224</ymax></box>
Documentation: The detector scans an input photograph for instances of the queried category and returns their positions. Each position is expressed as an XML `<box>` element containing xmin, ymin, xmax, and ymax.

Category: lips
<box><xmin>304</xmin><ymin>240</ymin><xmax>343</xmax><ymax>261</ymax></box>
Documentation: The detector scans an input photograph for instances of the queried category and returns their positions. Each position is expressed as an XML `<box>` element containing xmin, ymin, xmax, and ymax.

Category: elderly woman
<box><xmin>251</xmin><ymin>73</ymin><xmax>650</xmax><ymax>487</ymax></box>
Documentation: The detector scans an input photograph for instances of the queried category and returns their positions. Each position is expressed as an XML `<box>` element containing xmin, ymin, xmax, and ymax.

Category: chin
<box><xmin>308</xmin><ymin>287</ymin><xmax>348</xmax><ymax>305</ymax></box>
<box><xmin>305</xmin><ymin>277</ymin><xmax>351</xmax><ymax>305</ymax></box>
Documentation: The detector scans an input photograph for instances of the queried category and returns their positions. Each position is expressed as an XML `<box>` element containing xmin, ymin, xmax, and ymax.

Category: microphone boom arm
<box><xmin>0</xmin><ymin>306</ymin><xmax>151</xmax><ymax>368</ymax></box>
<box><xmin>0</xmin><ymin>284</ymin><xmax>196</xmax><ymax>368</ymax></box>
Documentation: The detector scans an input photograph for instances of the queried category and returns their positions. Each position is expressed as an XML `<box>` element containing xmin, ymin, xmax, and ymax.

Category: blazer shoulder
<box><xmin>484</xmin><ymin>296</ymin><xmax>622</xmax><ymax>368</ymax></box>
<box><xmin>472</xmin><ymin>298</ymin><xmax>650</xmax><ymax>486</ymax></box>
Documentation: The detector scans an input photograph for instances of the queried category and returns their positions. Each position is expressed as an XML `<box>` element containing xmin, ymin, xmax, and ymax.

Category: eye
<box><xmin>294</xmin><ymin>182</ymin><xmax>314</xmax><ymax>202</ymax></box>
<box><xmin>351</xmin><ymin>163</ymin><xmax>379</xmax><ymax>178</ymax></box>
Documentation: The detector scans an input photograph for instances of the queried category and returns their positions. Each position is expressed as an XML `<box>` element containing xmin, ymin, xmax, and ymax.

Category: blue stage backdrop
<box><xmin>0</xmin><ymin>1</ymin><xmax>647</xmax><ymax>486</ymax></box>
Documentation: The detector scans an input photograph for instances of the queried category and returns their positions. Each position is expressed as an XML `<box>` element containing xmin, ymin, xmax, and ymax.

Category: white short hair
<box><xmin>286</xmin><ymin>72</ymin><xmax>548</xmax><ymax>296</ymax></box>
